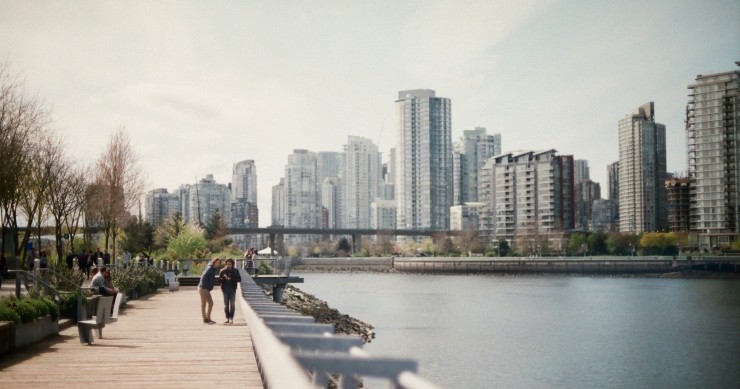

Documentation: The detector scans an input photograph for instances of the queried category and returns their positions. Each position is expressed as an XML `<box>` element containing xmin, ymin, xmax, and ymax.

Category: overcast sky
<box><xmin>1</xmin><ymin>0</ymin><xmax>738</xmax><ymax>226</ymax></box>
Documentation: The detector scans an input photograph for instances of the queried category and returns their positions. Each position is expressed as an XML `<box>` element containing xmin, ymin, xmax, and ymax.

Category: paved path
<box><xmin>0</xmin><ymin>287</ymin><xmax>263</xmax><ymax>388</ymax></box>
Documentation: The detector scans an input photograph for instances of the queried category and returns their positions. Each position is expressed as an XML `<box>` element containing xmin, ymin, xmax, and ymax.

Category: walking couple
<box><xmin>198</xmin><ymin>258</ymin><xmax>242</xmax><ymax>324</ymax></box>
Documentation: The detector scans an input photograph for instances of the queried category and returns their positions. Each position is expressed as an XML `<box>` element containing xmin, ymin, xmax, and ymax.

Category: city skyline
<box><xmin>1</xmin><ymin>1</ymin><xmax>737</xmax><ymax>226</ymax></box>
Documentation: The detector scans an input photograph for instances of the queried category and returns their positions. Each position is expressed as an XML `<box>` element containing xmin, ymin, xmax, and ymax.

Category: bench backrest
<box><xmin>109</xmin><ymin>293</ymin><xmax>123</xmax><ymax>322</ymax></box>
<box><xmin>94</xmin><ymin>296</ymin><xmax>114</xmax><ymax>325</ymax></box>
<box><xmin>164</xmin><ymin>271</ymin><xmax>176</xmax><ymax>285</ymax></box>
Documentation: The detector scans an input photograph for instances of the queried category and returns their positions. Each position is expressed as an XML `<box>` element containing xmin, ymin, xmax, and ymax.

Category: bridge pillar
<box><xmin>352</xmin><ymin>234</ymin><xmax>362</xmax><ymax>254</ymax></box>
<box><xmin>276</xmin><ymin>234</ymin><xmax>285</xmax><ymax>256</ymax></box>
<box><xmin>269</xmin><ymin>233</ymin><xmax>276</xmax><ymax>254</ymax></box>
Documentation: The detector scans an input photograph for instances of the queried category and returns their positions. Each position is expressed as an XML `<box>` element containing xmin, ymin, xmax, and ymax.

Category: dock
<box><xmin>0</xmin><ymin>287</ymin><xmax>263</xmax><ymax>388</ymax></box>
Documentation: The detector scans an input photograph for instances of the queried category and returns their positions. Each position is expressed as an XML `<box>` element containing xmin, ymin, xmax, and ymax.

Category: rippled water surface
<box><xmin>295</xmin><ymin>273</ymin><xmax>740</xmax><ymax>389</ymax></box>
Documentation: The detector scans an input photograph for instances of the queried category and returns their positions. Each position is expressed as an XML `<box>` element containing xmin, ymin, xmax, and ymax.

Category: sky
<box><xmin>1</xmin><ymin>0</ymin><xmax>738</xmax><ymax>227</ymax></box>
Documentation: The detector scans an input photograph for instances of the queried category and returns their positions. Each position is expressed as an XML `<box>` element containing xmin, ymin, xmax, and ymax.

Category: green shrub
<box><xmin>28</xmin><ymin>299</ymin><xmax>49</xmax><ymax>318</ymax></box>
<box><xmin>58</xmin><ymin>292</ymin><xmax>79</xmax><ymax>320</ymax></box>
<box><xmin>0</xmin><ymin>305</ymin><xmax>20</xmax><ymax>324</ymax></box>
<box><xmin>15</xmin><ymin>299</ymin><xmax>37</xmax><ymax>323</ymax></box>
<box><xmin>42</xmin><ymin>297</ymin><xmax>59</xmax><ymax>321</ymax></box>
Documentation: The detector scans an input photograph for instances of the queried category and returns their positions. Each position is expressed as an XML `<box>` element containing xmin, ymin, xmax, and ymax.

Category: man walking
<box><xmin>219</xmin><ymin>259</ymin><xmax>241</xmax><ymax>324</ymax></box>
<box><xmin>198</xmin><ymin>258</ymin><xmax>221</xmax><ymax>324</ymax></box>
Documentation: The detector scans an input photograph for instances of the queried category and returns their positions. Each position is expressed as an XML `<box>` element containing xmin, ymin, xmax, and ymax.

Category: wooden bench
<box><xmin>78</xmin><ymin>296</ymin><xmax>113</xmax><ymax>345</ymax></box>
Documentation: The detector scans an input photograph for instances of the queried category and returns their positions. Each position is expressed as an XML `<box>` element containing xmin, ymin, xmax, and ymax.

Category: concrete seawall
<box><xmin>292</xmin><ymin>256</ymin><xmax>740</xmax><ymax>275</ymax></box>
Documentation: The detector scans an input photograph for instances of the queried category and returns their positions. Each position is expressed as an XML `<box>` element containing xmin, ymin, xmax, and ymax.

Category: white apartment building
<box><xmin>283</xmin><ymin>149</ymin><xmax>321</xmax><ymax>229</ymax></box>
<box><xmin>395</xmin><ymin>89</ymin><xmax>453</xmax><ymax>231</ymax></box>
<box><xmin>342</xmin><ymin>136</ymin><xmax>381</xmax><ymax>229</ymax></box>
<box><xmin>450</xmin><ymin>202</ymin><xmax>484</xmax><ymax>231</ymax></box>
<box><xmin>686</xmin><ymin>64</ymin><xmax>740</xmax><ymax>249</ymax></box>
<box><xmin>617</xmin><ymin>102</ymin><xmax>667</xmax><ymax>233</ymax></box>
<box><xmin>322</xmin><ymin>177</ymin><xmax>341</xmax><ymax>229</ymax></box>
<box><xmin>371</xmin><ymin>199</ymin><xmax>397</xmax><ymax>230</ymax></box>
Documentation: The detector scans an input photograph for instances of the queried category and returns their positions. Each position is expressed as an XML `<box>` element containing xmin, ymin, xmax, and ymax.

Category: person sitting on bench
<box><xmin>91</xmin><ymin>266</ymin><xmax>118</xmax><ymax>296</ymax></box>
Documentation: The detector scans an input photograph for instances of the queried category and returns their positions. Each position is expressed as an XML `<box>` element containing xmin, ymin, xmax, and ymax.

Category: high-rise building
<box><xmin>574</xmin><ymin>160</ymin><xmax>590</xmax><ymax>184</ymax></box>
<box><xmin>271</xmin><ymin>178</ymin><xmax>285</xmax><ymax>227</ymax></box>
<box><xmin>607</xmin><ymin>161</ymin><xmax>620</xmax><ymax>223</ymax></box>
<box><xmin>686</xmin><ymin>64</ymin><xmax>740</xmax><ymax>249</ymax></box>
<box><xmin>231</xmin><ymin>160</ymin><xmax>258</xmax><ymax>228</ymax></box>
<box><xmin>188</xmin><ymin>174</ymin><xmax>231</xmax><ymax>226</ymax></box>
<box><xmin>575</xmin><ymin>180</ymin><xmax>601</xmax><ymax>230</ymax></box>
<box><xmin>455</xmin><ymin>127</ymin><xmax>501</xmax><ymax>205</ymax></box>
<box><xmin>617</xmin><ymin>102</ymin><xmax>667</xmax><ymax>233</ymax></box>
<box><xmin>479</xmin><ymin>150</ymin><xmax>574</xmax><ymax>251</ymax></box>
<box><xmin>321</xmin><ymin>177</ymin><xmax>341</xmax><ymax>229</ymax></box>
<box><xmin>342</xmin><ymin>136</ymin><xmax>382</xmax><ymax>229</ymax></box>
<box><xmin>144</xmin><ymin>188</ymin><xmax>179</xmax><ymax>226</ymax></box>
<box><xmin>283</xmin><ymin>149</ymin><xmax>321</xmax><ymax>230</ymax></box>
<box><xmin>395</xmin><ymin>89</ymin><xmax>453</xmax><ymax>231</ymax></box>
<box><xmin>665</xmin><ymin>177</ymin><xmax>691</xmax><ymax>232</ymax></box>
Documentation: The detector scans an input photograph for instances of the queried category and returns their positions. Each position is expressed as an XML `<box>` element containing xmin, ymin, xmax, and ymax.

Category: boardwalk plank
<box><xmin>0</xmin><ymin>287</ymin><xmax>263</xmax><ymax>388</ymax></box>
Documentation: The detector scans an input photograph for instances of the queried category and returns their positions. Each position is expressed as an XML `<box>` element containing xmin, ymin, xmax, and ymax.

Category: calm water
<box><xmin>294</xmin><ymin>273</ymin><xmax>740</xmax><ymax>389</ymax></box>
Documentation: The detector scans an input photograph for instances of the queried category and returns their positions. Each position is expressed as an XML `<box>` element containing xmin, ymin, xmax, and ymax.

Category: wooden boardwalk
<box><xmin>0</xmin><ymin>287</ymin><xmax>263</xmax><ymax>388</ymax></box>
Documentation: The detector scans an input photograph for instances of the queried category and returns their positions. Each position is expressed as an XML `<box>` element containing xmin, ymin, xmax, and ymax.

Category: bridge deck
<box><xmin>0</xmin><ymin>287</ymin><xmax>263</xmax><ymax>388</ymax></box>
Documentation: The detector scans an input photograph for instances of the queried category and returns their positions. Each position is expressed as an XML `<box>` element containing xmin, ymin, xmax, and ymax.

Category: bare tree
<box><xmin>0</xmin><ymin>62</ymin><xmax>49</xmax><ymax>267</ymax></box>
<box><xmin>94</xmin><ymin>128</ymin><xmax>144</xmax><ymax>263</ymax></box>
<box><xmin>45</xmin><ymin>135</ymin><xmax>87</xmax><ymax>261</ymax></box>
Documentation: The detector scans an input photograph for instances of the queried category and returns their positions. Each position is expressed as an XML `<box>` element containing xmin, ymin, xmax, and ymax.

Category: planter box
<box><xmin>0</xmin><ymin>316</ymin><xmax>59</xmax><ymax>354</ymax></box>
<box><xmin>15</xmin><ymin>315</ymin><xmax>59</xmax><ymax>348</ymax></box>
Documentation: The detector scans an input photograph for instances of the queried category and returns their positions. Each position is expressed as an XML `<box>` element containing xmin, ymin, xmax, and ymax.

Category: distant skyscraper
<box><xmin>271</xmin><ymin>178</ymin><xmax>285</xmax><ymax>227</ymax></box>
<box><xmin>188</xmin><ymin>174</ymin><xmax>231</xmax><ymax>226</ymax></box>
<box><xmin>321</xmin><ymin>177</ymin><xmax>341</xmax><ymax>229</ymax></box>
<box><xmin>607</xmin><ymin>161</ymin><xmax>620</xmax><ymax>223</ymax></box>
<box><xmin>617</xmin><ymin>102</ymin><xmax>667</xmax><ymax>233</ymax></box>
<box><xmin>283</xmin><ymin>149</ymin><xmax>321</xmax><ymax>230</ymax></box>
<box><xmin>574</xmin><ymin>160</ymin><xmax>590</xmax><ymax>184</ymax></box>
<box><xmin>144</xmin><ymin>188</ymin><xmax>179</xmax><ymax>226</ymax></box>
<box><xmin>395</xmin><ymin>89</ymin><xmax>453</xmax><ymax>231</ymax></box>
<box><xmin>686</xmin><ymin>64</ymin><xmax>739</xmax><ymax>248</ymax></box>
<box><xmin>342</xmin><ymin>136</ymin><xmax>381</xmax><ymax>229</ymax></box>
<box><xmin>456</xmin><ymin>127</ymin><xmax>501</xmax><ymax>205</ymax></box>
<box><xmin>231</xmin><ymin>160</ymin><xmax>258</xmax><ymax>228</ymax></box>
<box><xmin>665</xmin><ymin>177</ymin><xmax>691</xmax><ymax>232</ymax></box>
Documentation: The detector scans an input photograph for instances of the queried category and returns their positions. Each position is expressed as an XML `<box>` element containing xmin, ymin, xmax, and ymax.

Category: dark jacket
<box><xmin>219</xmin><ymin>266</ymin><xmax>242</xmax><ymax>291</ymax></box>
<box><xmin>198</xmin><ymin>264</ymin><xmax>218</xmax><ymax>291</ymax></box>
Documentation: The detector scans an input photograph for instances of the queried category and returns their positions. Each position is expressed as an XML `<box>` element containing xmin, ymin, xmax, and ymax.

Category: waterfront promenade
<box><xmin>0</xmin><ymin>287</ymin><xmax>263</xmax><ymax>388</ymax></box>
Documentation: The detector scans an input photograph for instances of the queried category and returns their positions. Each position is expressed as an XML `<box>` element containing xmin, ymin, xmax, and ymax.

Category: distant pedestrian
<box><xmin>122</xmin><ymin>250</ymin><xmax>131</xmax><ymax>268</ymax></box>
<box><xmin>198</xmin><ymin>258</ymin><xmax>221</xmax><ymax>324</ymax></box>
<box><xmin>65</xmin><ymin>251</ymin><xmax>76</xmax><ymax>270</ymax></box>
<box><xmin>219</xmin><ymin>258</ymin><xmax>241</xmax><ymax>324</ymax></box>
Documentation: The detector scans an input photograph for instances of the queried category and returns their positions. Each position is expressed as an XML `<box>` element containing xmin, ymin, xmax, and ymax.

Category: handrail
<box><xmin>8</xmin><ymin>268</ymin><xmax>90</xmax><ymax>321</ymax></box>
<box><xmin>237</xmin><ymin>269</ymin><xmax>441</xmax><ymax>389</ymax></box>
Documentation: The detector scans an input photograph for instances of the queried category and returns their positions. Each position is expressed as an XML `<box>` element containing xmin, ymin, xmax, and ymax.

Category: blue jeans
<box><xmin>222</xmin><ymin>288</ymin><xmax>236</xmax><ymax>320</ymax></box>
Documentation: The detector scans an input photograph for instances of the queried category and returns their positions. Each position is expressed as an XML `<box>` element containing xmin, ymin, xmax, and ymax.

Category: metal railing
<box><xmin>8</xmin><ymin>268</ymin><xmax>90</xmax><ymax>321</ymax></box>
<box><xmin>237</xmin><ymin>268</ymin><xmax>441</xmax><ymax>389</ymax></box>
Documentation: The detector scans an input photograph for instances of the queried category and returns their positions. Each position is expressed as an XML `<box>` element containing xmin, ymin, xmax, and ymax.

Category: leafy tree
<box><xmin>121</xmin><ymin>215</ymin><xmax>154</xmax><ymax>255</ymax></box>
<box><xmin>568</xmin><ymin>233</ymin><xmax>588</xmax><ymax>255</ymax></box>
<box><xmin>205</xmin><ymin>208</ymin><xmax>227</xmax><ymax>240</ymax></box>
<box><xmin>606</xmin><ymin>232</ymin><xmax>635</xmax><ymax>255</ymax></box>
<box><xmin>167</xmin><ymin>223</ymin><xmax>207</xmax><ymax>260</ymax></box>
<box><xmin>154</xmin><ymin>213</ymin><xmax>187</xmax><ymax>250</ymax></box>
<box><xmin>498</xmin><ymin>240</ymin><xmax>510</xmax><ymax>257</ymax></box>
<box><xmin>336</xmin><ymin>237</ymin><xmax>351</xmax><ymax>256</ymax></box>
<box><xmin>587</xmin><ymin>233</ymin><xmax>607</xmax><ymax>255</ymax></box>
<box><xmin>640</xmin><ymin>232</ymin><xmax>678</xmax><ymax>255</ymax></box>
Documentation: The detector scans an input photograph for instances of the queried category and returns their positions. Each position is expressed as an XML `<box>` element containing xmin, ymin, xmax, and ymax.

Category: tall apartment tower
<box><xmin>342</xmin><ymin>136</ymin><xmax>382</xmax><ymax>229</ymax></box>
<box><xmin>607</xmin><ymin>161</ymin><xmax>620</xmax><ymax>224</ymax></box>
<box><xmin>479</xmin><ymin>150</ymin><xmax>574</xmax><ymax>249</ymax></box>
<box><xmin>618</xmin><ymin>102</ymin><xmax>667</xmax><ymax>233</ymax></box>
<box><xmin>395</xmin><ymin>89</ymin><xmax>453</xmax><ymax>230</ymax></box>
<box><xmin>283</xmin><ymin>149</ymin><xmax>321</xmax><ymax>229</ymax></box>
<box><xmin>231</xmin><ymin>160</ymin><xmax>258</xmax><ymax>228</ymax></box>
<box><xmin>686</xmin><ymin>64</ymin><xmax>740</xmax><ymax>248</ymax></box>
<box><xmin>459</xmin><ymin>127</ymin><xmax>501</xmax><ymax>204</ymax></box>
<box><xmin>321</xmin><ymin>177</ymin><xmax>341</xmax><ymax>229</ymax></box>
<box><xmin>271</xmin><ymin>178</ymin><xmax>285</xmax><ymax>227</ymax></box>
<box><xmin>574</xmin><ymin>160</ymin><xmax>590</xmax><ymax>184</ymax></box>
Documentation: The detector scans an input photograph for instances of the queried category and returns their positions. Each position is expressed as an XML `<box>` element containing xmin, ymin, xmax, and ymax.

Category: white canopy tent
<box><xmin>257</xmin><ymin>247</ymin><xmax>276</xmax><ymax>256</ymax></box>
